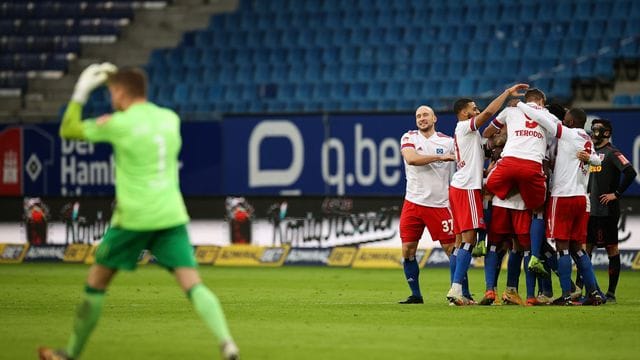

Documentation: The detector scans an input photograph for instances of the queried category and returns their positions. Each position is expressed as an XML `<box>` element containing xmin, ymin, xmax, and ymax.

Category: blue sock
<box><xmin>449</xmin><ymin>249</ymin><xmax>458</xmax><ymax>285</ymax></box>
<box><xmin>530</xmin><ymin>215</ymin><xmax>545</xmax><ymax>258</ymax></box>
<box><xmin>574</xmin><ymin>250</ymin><xmax>598</xmax><ymax>294</ymax></box>
<box><xmin>484</xmin><ymin>245</ymin><xmax>499</xmax><ymax>291</ymax></box>
<box><xmin>453</xmin><ymin>243</ymin><xmax>473</xmax><ymax>285</ymax></box>
<box><xmin>506</xmin><ymin>250</ymin><xmax>522</xmax><ymax>289</ymax></box>
<box><xmin>523</xmin><ymin>251</ymin><xmax>536</xmax><ymax>299</ymax></box>
<box><xmin>557</xmin><ymin>250</ymin><xmax>572</xmax><ymax>296</ymax></box>
<box><xmin>403</xmin><ymin>258</ymin><xmax>421</xmax><ymax>298</ymax></box>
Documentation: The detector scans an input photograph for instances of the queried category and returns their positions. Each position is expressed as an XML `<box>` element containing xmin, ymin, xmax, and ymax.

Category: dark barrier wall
<box><xmin>1</xmin><ymin>110</ymin><xmax>639</xmax><ymax>196</ymax></box>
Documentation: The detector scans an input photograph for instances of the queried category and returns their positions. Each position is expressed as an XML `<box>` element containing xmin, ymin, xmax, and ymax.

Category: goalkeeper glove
<box><xmin>71</xmin><ymin>62</ymin><xmax>118</xmax><ymax>105</ymax></box>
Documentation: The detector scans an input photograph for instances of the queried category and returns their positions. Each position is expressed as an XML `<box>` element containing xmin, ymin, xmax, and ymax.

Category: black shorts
<box><xmin>587</xmin><ymin>214</ymin><xmax>619</xmax><ymax>248</ymax></box>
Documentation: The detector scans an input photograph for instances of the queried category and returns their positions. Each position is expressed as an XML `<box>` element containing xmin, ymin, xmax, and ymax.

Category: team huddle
<box><xmin>399</xmin><ymin>84</ymin><xmax>637</xmax><ymax>306</ymax></box>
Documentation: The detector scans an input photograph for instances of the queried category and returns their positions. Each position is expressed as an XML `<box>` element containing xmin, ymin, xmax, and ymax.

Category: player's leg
<box><xmin>400</xmin><ymin>241</ymin><xmax>423</xmax><ymax>303</ymax></box>
<box><xmin>39</xmin><ymin>227</ymin><xmax>146</xmax><ymax>360</ymax></box>
<box><xmin>480</xmin><ymin>232</ymin><xmax>503</xmax><ymax>305</ymax></box>
<box><xmin>151</xmin><ymin>225</ymin><xmax>238</xmax><ymax>358</ymax></box>
<box><xmin>570</xmin><ymin>243</ymin><xmax>602</xmax><ymax>305</ymax></box>
<box><xmin>398</xmin><ymin>201</ymin><xmax>425</xmax><ymax>303</ymax></box>
<box><xmin>480</xmin><ymin>204</ymin><xmax>506</xmax><ymax>305</ymax></box>
<box><xmin>485</xmin><ymin>157</ymin><xmax>519</xmax><ymax>201</ymax></box>
<box><xmin>604</xmin><ymin>209</ymin><xmax>621</xmax><ymax>303</ymax></box>
<box><xmin>528</xmin><ymin>210</ymin><xmax>548</xmax><ymax>276</ymax></box>
<box><xmin>447</xmin><ymin>188</ymin><xmax>484</xmax><ymax>305</ymax></box>
<box><xmin>551</xmin><ymin>239</ymin><xmax>575</xmax><ymax>305</ymax></box>
<box><xmin>503</xmin><ymin>238</ymin><xmax>524</xmax><ymax>305</ymax></box>
<box><xmin>515</xmin><ymin>159</ymin><xmax>547</xmax><ymax>210</ymax></box>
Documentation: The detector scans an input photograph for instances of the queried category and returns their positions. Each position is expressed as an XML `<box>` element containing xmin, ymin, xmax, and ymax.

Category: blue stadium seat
<box><xmin>374</xmin><ymin>63</ymin><xmax>394</xmax><ymax>80</ymax></box>
<box><xmin>440</xmin><ymin>80</ymin><xmax>458</xmax><ymax>98</ymax></box>
<box><xmin>632</xmin><ymin>95</ymin><xmax>640</xmax><ymax>106</ymax></box>
<box><xmin>612</xmin><ymin>1</ymin><xmax>631</xmax><ymax>18</ymax></box>
<box><xmin>313</xmin><ymin>83</ymin><xmax>331</xmax><ymax>100</ymax></box>
<box><xmin>457</xmin><ymin>79</ymin><xmax>477</xmax><ymax>96</ymax></box>
<box><xmin>329</xmin><ymin>83</ymin><xmax>348</xmax><ymax>100</ymax></box>
<box><xmin>349</xmin><ymin>83</ymin><xmax>368</xmax><ymax>100</ymax></box>
<box><xmin>550</xmin><ymin>77</ymin><xmax>572</xmax><ymax>99</ymax></box>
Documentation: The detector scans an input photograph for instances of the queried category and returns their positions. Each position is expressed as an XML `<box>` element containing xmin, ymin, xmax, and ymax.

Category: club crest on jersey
<box><xmin>599</xmin><ymin>153</ymin><xmax>605</xmax><ymax>161</ymax></box>
<box><xmin>523</xmin><ymin>114</ymin><xmax>538</xmax><ymax>128</ymax></box>
<box><xmin>436</xmin><ymin>148</ymin><xmax>444</xmax><ymax>154</ymax></box>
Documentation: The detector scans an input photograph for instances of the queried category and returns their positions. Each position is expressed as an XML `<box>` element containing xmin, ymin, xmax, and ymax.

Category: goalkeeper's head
<box><xmin>107</xmin><ymin>67</ymin><xmax>147</xmax><ymax>111</ymax></box>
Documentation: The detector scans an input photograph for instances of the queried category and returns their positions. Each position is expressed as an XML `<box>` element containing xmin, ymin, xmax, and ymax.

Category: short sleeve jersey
<box><xmin>401</xmin><ymin>130</ymin><xmax>455</xmax><ymax>207</ymax></box>
<box><xmin>491</xmin><ymin>105</ymin><xmax>552</xmax><ymax>163</ymax></box>
<box><xmin>82</xmin><ymin>102</ymin><xmax>189</xmax><ymax>230</ymax></box>
<box><xmin>589</xmin><ymin>143</ymin><xmax>633</xmax><ymax>217</ymax></box>
<box><xmin>451</xmin><ymin>118</ymin><xmax>484</xmax><ymax>190</ymax></box>
<box><xmin>551</xmin><ymin>126</ymin><xmax>594</xmax><ymax>197</ymax></box>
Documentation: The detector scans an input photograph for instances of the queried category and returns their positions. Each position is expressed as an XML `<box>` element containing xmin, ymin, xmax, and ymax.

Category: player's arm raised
<box><xmin>516</xmin><ymin>101</ymin><xmax>560</xmax><ymax>136</ymax></box>
<box><xmin>59</xmin><ymin>63</ymin><xmax>117</xmax><ymax>140</ymax></box>
<box><xmin>401</xmin><ymin>148</ymin><xmax>456</xmax><ymax>166</ymax></box>
<box><xmin>474</xmin><ymin>83</ymin><xmax>529</xmax><ymax>131</ymax></box>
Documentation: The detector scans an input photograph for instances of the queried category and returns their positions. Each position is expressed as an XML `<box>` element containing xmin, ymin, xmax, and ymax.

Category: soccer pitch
<box><xmin>2</xmin><ymin>264</ymin><xmax>640</xmax><ymax>359</ymax></box>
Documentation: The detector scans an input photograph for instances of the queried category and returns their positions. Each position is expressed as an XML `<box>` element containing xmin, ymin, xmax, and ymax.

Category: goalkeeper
<box><xmin>38</xmin><ymin>64</ymin><xmax>239</xmax><ymax>360</ymax></box>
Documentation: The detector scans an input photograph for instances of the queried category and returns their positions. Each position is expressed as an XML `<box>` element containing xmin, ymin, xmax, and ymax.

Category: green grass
<box><xmin>1</xmin><ymin>264</ymin><xmax>640</xmax><ymax>359</ymax></box>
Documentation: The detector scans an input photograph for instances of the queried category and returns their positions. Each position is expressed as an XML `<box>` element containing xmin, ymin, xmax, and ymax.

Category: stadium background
<box><xmin>0</xmin><ymin>0</ymin><xmax>639</xmax><ymax>270</ymax></box>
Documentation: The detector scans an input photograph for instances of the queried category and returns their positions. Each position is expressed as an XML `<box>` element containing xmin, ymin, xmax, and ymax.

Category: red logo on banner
<box><xmin>0</xmin><ymin>127</ymin><xmax>22</xmax><ymax>196</ymax></box>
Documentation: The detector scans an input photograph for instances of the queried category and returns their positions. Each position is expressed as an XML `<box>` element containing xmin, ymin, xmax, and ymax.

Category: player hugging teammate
<box><xmin>399</xmin><ymin>86</ymin><xmax>636</xmax><ymax>306</ymax></box>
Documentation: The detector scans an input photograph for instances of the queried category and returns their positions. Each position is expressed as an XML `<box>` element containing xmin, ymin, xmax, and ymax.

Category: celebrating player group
<box><xmin>399</xmin><ymin>84</ymin><xmax>637</xmax><ymax>306</ymax></box>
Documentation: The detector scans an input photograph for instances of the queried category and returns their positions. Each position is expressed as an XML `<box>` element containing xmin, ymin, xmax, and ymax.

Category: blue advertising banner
<box><xmin>2</xmin><ymin>110</ymin><xmax>638</xmax><ymax>196</ymax></box>
<box><xmin>222</xmin><ymin>112</ymin><xmax>454</xmax><ymax>195</ymax></box>
<box><xmin>222</xmin><ymin>115</ymin><xmax>326</xmax><ymax>195</ymax></box>
<box><xmin>0</xmin><ymin>122</ymin><xmax>222</xmax><ymax>196</ymax></box>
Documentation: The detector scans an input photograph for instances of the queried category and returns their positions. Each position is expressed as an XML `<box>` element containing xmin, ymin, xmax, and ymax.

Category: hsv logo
<box><xmin>436</xmin><ymin>148</ymin><xmax>444</xmax><ymax>154</ymax></box>
<box><xmin>524</xmin><ymin>114</ymin><xmax>538</xmax><ymax>129</ymax></box>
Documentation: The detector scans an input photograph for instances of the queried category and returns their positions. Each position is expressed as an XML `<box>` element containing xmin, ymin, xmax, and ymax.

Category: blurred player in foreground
<box><xmin>447</xmin><ymin>83</ymin><xmax>528</xmax><ymax>306</ymax></box>
<box><xmin>39</xmin><ymin>64</ymin><xmax>239</xmax><ymax>360</ymax></box>
<box><xmin>398</xmin><ymin>105</ymin><xmax>456</xmax><ymax>304</ymax></box>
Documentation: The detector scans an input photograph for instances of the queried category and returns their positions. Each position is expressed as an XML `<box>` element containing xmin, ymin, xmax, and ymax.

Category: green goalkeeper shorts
<box><xmin>95</xmin><ymin>224</ymin><xmax>197</xmax><ymax>271</ymax></box>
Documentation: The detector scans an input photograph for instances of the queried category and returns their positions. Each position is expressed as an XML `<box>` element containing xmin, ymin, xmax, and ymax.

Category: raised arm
<box><xmin>516</xmin><ymin>101</ymin><xmax>560</xmax><ymax>136</ymax></box>
<box><xmin>473</xmin><ymin>83</ymin><xmax>529</xmax><ymax>129</ymax></box>
<box><xmin>59</xmin><ymin>63</ymin><xmax>117</xmax><ymax>140</ymax></box>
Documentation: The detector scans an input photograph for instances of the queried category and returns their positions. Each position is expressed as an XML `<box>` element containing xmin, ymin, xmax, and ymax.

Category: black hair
<box><xmin>453</xmin><ymin>98</ymin><xmax>473</xmax><ymax>115</ymax></box>
<box><xmin>546</xmin><ymin>103</ymin><xmax>567</xmax><ymax>121</ymax></box>
<box><xmin>592</xmin><ymin>118</ymin><xmax>613</xmax><ymax>133</ymax></box>
<box><xmin>567</xmin><ymin>108</ymin><xmax>586</xmax><ymax>127</ymax></box>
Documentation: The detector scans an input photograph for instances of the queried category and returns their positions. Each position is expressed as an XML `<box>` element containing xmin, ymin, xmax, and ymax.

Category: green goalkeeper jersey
<box><xmin>67</xmin><ymin>101</ymin><xmax>189</xmax><ymax>230</ymax></box>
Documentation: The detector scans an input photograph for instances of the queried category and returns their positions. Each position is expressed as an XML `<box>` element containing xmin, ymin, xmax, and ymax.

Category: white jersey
<box><xmin>451</xmin><ymin>118</ymin><xmax>484</xmax><ymax>190</ymax></box>
<box><xmin>491</xmin><ymin>103</ymin><xmax>555</xmax><ymax>163</ymax></box>
<box><xmin>516</xmin><ymin>102</ymin><xmax>594</xmax><ymax>197</ymax></box>
<box><xmin>401</xmin><ymin>130</ymin><xmax>455</xmax><ymax>207</ymax></box>
<box><xmin>492</xmin><ymin>192</ymin><xmax>526</xmax><ymax>210</ymax></box>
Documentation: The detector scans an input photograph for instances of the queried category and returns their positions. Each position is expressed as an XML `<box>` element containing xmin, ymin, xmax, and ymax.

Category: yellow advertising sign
<box><xmin>63</xmin><ymin>244</ymin><xmax>91</xmax><ymax>263</ymax></box>
<box><xmin>327</xmin><ymin>247</ymin><xmax>358</xmax><ymax>267</ymax></box>
<box><xmin>352</xmin><ymin>248</ymin><xmax>404</xmax><ymax>269</ymax></box>
<box><xmin>195</xmin><ymin>246</ymin><xmax>221</xmax><ymax>265</ymax></box>
<box><xmin>84</xmin><ymin>245</ymin><xmax>99</xmax><ymax>265</ymax></box>
<box><xmin>0</xmin><ymin>244</ymin><xmax>29</xmax><ymax>264</ymax></box>
<box><xmin>215</xmin><ymin>245</ymin><xmax>289</xmax><ymax>267</ymax></box>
